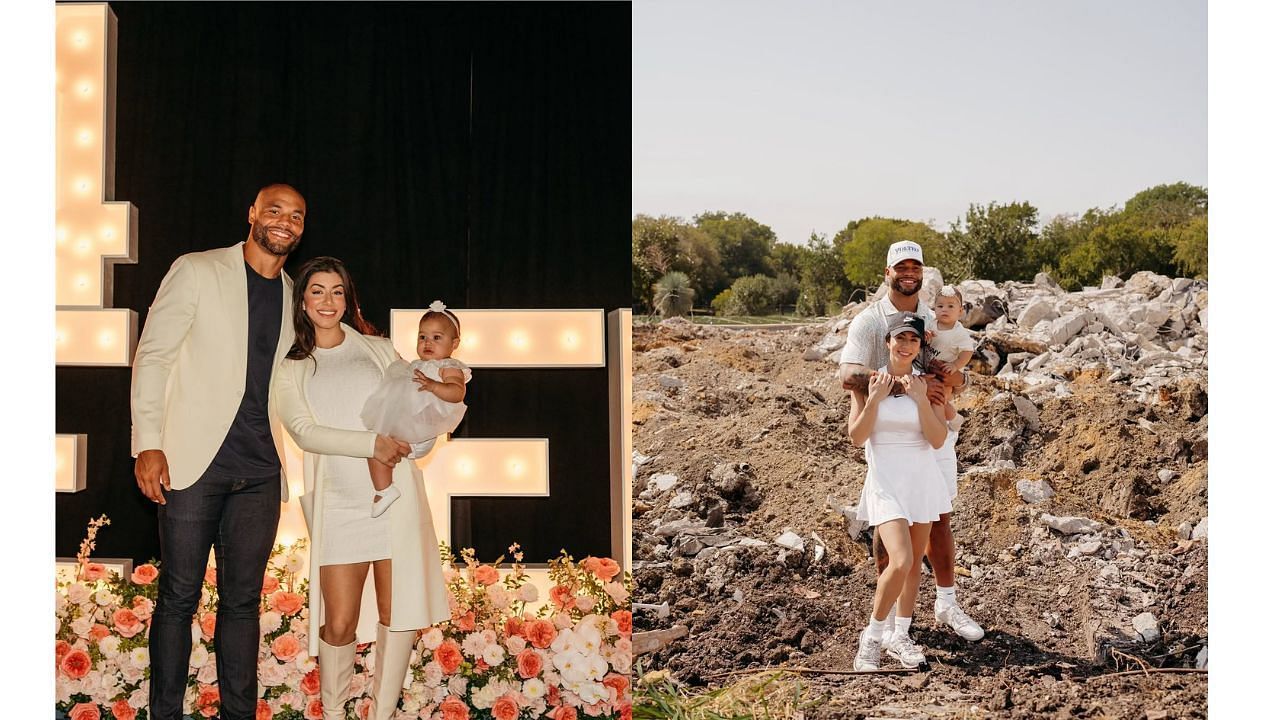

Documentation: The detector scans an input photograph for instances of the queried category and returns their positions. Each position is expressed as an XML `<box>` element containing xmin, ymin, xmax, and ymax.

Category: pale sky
<box><xmin>632</xmin><ymin>0</ymin><xmax>1207</xmax><ymax>245</ymax></box>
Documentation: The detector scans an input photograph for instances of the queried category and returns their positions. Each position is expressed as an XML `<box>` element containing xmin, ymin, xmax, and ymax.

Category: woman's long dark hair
<box><xmin>286</xmin><ymin>256</ymin><xmax>380</xmax><ymax>362</ymax></box>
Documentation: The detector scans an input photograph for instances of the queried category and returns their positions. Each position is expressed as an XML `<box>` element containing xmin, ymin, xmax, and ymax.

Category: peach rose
<box><xmin>551</xmin><ymin>705</ymin><xmax>578</xmax><ymax>720</ymax></box>
<box><xmin>110</xmin><ymin>699</ymin><xmax>137</xmax><ymax>720</ymax></box>
<box><xmin>547</xmin><ymin>685</ymin><xmax>561</xmax><ymax>705</ymax></box>
<box><xmin>603</xmin><ymin>673</ymin><xmax>630</xmax><ymax>704</ymax></box>
<box><xmin>261</xmin><ymin>574</ymin><xmax>280</xmax><ymax>595</ymax></box>
<box><xmin>619</xmin><ymin>704</ymin><xmax>632</xmax><ymax>720</ymax></box>
<box><xmin>272</xmin><ymin>633</ymin><xmax>302</xmax><ymax>662</ymax></box>
<box><xmin>60</xmin><ymin>648</ymin><xmax>91</xmax><ymax>679</ymax></box>
<box><xmin>439</xmin><ymin>696</ymin><xmax>470</xmax><ymax>720</ymax></box>
<box><xmin>583</xmin><ymin>556</ymin><xmax>620</xmax><ymax>581</ymax></box>
<box><xmin>197</xmin><ymin>685</ymin><xmax>220</xmax><ymax>718</ymax></box>
<box><xmin>492</xmin><ymin>694</ymin><xmax>520</xmax><ymax>720</ymax></box>
<box><xmin>610</xmin><ymin>610</ymin><xmax>632</xmax><ymax>635</ymax></box>
<box><xmin>454</xmin><ymin>611</ymin><xmax>476</xmax><ymax>632</ymax></box>
<box><xmin>200</xmin><ymin>612</ymin><xmax>217</xmax><ymax>640</ymax></box>
<box><xmin>524</xmin><ymin>618</ymin><xmax>556</xmax><ymax>649</ymax></box>
<box><xmin>354</xmin><ymin>696</ymin><xmax>373</xmax><ymax>720</ymax></box>
<box><xmin>504</xmin><ymin>616</ymin><xmax>525</xmax><ymax>638</ymax></box>
<box><xmin>82</xmin><ymin>562</ymin><xmax>107</xmax><ymax>582</ymax></box>
<box><xmin>271</xmin><ymin>591</ymin><xmax>305</xmax><ymax>616</ymax></box>
<box><xmin>89</xmin><ymin>623</ymin><xmax>112</xmax><ymax>642</ymax></box>
<box><xmin>473</xmin><ymin>564</ymin><xmax>500</xmax><ymax>586</ymax></box>
<box><xmin>132</xmin><ymin>596</ymin><xmax>155</xmax><ymax>621</ymax></box>
<box><xmin>113</xmin><ymin>608</ymin><xmax>145</xmax><ymax>638</ymax></box>
<box><xmin>549</xmin><ymin>585</ymin><xmax>575</xmax><ymax>610</ymax></box>
<box><xmin>516</xmin><ymin>648</ymin><xmax>543</xmax><ymax>679</ymax></box>
<box><xmin>256</xmin><ymin>700</ymin><xmax>273</xmax><ymax>720</ymax></box>
<box><xmin>55</xmin><ymin>639</ymin><xmax>71</xmax><ymax>665</ymax></box>
<box><xmin>69</xmin><ymin>702</ymin><xmax>100</xmax><ymax>720</ymax></box>
<box><xmin>434</xmin><ymin>639</ymin><xmax>463</xmax><ymax>674</ymax></box>
<box><xmin>204</xmin><ymin>566</ymin><xmax>218</xmax><ymax>586</ymax></box>
<box><xmin>300</xmin><ymin>667</ymin><xmax>321</xmax><ymax>696</ymax></box>
<box><xmin>130</xmin><ymin>563</ymin><xmax>159</xmax><ymax>585</ymax></box>
<box><xmin>304</xmin><ymin>697</ymin><xmax>324</xmax><ymax>720</ymax></box>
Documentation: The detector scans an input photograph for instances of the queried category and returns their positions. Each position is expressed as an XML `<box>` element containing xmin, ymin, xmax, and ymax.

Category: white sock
<box><xmin>866</xmin><ymin>615</ymin><xmax>889</xmax><ymax>640</ymax></box>
<box><xmin>936</xmin><ymin>585</ymin><xmax>957</xmax><ymax>608</ymax></box>
<box><xmin>893</xmin><ymin>615</ymin><xmax>912</xmax><ymax>637</ymax></box>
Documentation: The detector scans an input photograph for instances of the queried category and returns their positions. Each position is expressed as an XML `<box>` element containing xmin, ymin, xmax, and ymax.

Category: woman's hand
<box><xmin>900</xmin><ymin>374</ymin><xmax>929</xmax><ymax>404</ymax></box>
<box><xmin>867</xmin><ymin>370</ymin><xmax>894</xmax><ymax>403</ymax></box>
<box><xmin>373</xmin><ymin>434</ymin><xmax>412</xmax><ymax>467</ymax></box>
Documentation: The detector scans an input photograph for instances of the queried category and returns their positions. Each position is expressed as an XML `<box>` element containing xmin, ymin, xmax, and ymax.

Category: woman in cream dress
<box><xmin>273</xmin><ymin>256</ymin><xmax>449</xmax><ymax>720</ymax></box>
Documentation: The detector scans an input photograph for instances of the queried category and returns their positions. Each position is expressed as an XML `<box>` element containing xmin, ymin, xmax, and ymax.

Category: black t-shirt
<box><xmin>207</xmin><ymin>262</ymin><xmax>284</xmax><ymax>478</ymax></box>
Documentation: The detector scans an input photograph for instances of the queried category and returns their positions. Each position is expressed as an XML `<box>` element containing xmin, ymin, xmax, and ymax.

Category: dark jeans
<box><xmin>148</xmin><ymin>469</ymin><xmax>281</xmax><ymax>720</ymax></box>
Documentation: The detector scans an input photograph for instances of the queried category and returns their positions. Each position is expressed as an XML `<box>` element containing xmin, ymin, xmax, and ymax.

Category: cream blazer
<box><xmin>130</xmin><ymin>243</ymin><xmax>295</xmax><ymax>497</ymax></box>
<box><xmin>272</xmin><ymin>325</ymin><xmax>451</xmax><ymax>656</ymax></box>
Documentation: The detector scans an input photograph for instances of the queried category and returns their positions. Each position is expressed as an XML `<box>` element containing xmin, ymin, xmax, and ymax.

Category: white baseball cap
<box><xmin>886</xmin><ymin>240</ymin><xmax>924</xmax><ymax>267</ymax></box>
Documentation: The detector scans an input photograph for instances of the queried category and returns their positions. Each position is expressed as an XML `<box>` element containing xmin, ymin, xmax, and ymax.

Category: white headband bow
<box><xmin>426</xmin><ymin>300</ymin><xmax>460</xmax><ymax>333</ymax></box>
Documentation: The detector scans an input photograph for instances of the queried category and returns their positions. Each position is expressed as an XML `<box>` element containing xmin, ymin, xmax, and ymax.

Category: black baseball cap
<box><xmin>887</xmin><ymin>312</ymin><xmax>926</xmax><ymax>339</ymax></box>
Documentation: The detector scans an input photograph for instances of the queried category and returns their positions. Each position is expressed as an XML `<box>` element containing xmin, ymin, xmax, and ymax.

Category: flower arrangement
<box><xmin>55</xmin><ymin>519</ymin><xmax>631</xmax><ymax>720</ymax></box>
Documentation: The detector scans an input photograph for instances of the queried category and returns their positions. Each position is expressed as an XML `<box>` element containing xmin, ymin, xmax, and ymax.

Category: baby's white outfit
<box><xmin>855</xmin><ymin>369</ymin><xmax>953</xmax><ymax>526</ymax></box>
<box><xmin>928</xmin><ymin>323</ymin><xmax>974</xmax><ymax>364</ymax></box>
<box><xmin>360</xmin><ymin>357</ymin><xmax>471</xmax><ymax>445</ymax></box>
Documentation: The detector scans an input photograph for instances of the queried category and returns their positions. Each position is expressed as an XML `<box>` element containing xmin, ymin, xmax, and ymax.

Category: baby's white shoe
<box><xmin>371</xmin><ymin>485</ymin><xmax>401</xmax><ymax>517</ymax></box>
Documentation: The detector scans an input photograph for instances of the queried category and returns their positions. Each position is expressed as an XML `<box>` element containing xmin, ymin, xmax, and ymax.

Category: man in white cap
<box><xmin>839</xmin><ymin>240</ymin><xmax>985</xmax><ymax>643</ymax></box>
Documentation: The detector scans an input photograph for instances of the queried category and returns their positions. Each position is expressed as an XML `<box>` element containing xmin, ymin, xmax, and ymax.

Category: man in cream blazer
<box><xmin>130</xmin><ymin>184</ymin><xmax>304</xmax><ymax>720</ymax></box>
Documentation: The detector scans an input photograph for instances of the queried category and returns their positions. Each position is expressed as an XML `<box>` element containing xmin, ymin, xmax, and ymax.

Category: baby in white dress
<box><xmin>359</xmin><ymin>301</ymin><xmax>471</xmax><ymax>516</ymax></box>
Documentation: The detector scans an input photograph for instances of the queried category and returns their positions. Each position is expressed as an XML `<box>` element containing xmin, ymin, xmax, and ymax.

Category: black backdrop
<box><xmin>55</xmin><ymin>1</ymin><xmax>631</xmax><ymax>565</ymax></box>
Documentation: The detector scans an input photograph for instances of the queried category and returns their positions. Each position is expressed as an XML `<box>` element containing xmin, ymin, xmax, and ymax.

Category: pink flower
<box><xmin>255</xmin><ymin>700</ymin><xmax>273</xmax><ymax>720</ymax></box>
<box><xmin>204</xmin><ymin>566</ymin><xmax>218</xmax><ymax>586</ymax></box>
<box><xmin>434</xmin><ymin>639</ymin><xmax>463</xmax><ymax>674</ymax></box>
<box><xmin>504</xmin><ymin>616</ymin><xmax>525</xmax><ymax>638</ymax></box>
<box><xmin>197</xmin><ymin>685</ymin><xmax>220</xmax><ymax>718</ymax></box>
<box><xmin>272</xmin><ymin>633</ymin><xmax>302</xmax><ymax>662</ymax></box>
<box><xmin>610</xmin><ymin>610</ymin><xmax>632</xmax><ymax>635</ymax></box>
<box><xmin>354</xmin><ymin>697</ymin><xmax>373</xmax><ymax>719</ymax></box>
<box><xmin>89</xmin><ymin>623</ymin><xmax>112</xmax><ymax>642</ymax></box>
<box><xmin>439</xmin><ymin>696</ymin><xmax>470</xmax><ymax>720</ymax></box>
<box><xmin>60</xmin><ymin>648</ymin><xmax>91</xmax><ymax>679</ymax></box>
<box><xmin>603</xmin><ymin>673</ymin><xmax>631</xmax><ymax>705</ymax></box>
<box><xmin>551</xmin><ymin>705</ymin><xmax>578</xmax><ymax>720</ymax></box>
<box><xmin>69</xmin><ymin>703</ymin><xmax>100</xmax><ymax>720</ymax></box>
<box><xmin>112</xmin><ymin>608</ymin><xmax>145</xmax><ymax>638</ymax></box>
<box><xmin>524</xmin><ymin>618</ymin><xmax>556</xmax><ymax>649</ymax></box>
<box><xmin>82</xmin><ymin>563</ymin><xmax>107</xmax><ymax>581</ymax></box>
<box><xmin>271</xmin><ymin>591</ymin><xmax>305</xmax><ymax>616</ymax></box>
<box><xmin>583</xmin><ymin>556</ymin><xmax>620</xmax><ymax>581</ymax></box>
<box><xmin>132</xmin><ymin>596</ymin><xmax>155</xmax><ymax>621</ymax></box>
<box><xmin>130</xmin><ymin>563</ymin><xmax>159</xmax><ymax>585</ymax></box>
<box><xmin>550</xmin><ymin>585</ymin><xmax>575</xmax><ymax>610</ymax></box>
<box><xmin>454</xmin><ymin>611</ymin><xmax>476</xmax><ymax>632</ymax></box>
<box><xmin>473</xmin><ymin>565</ymin><xmax>500</xmax><ymax>586</ymax></box>
<box><xmin>492</xmin><ymin>694</ymin><xmax>520</xmax><ymax>720</ymax></box>
<box><xmin>304</xmin><ymin>697</ymin><xmax>324</xmax><ymax>720</ymax></box>
<box><xmin>300</xmin><ymin>667</ymin><xmax>321</xmax><ymax>696</ymax></box>
<box><xmin>200</xmin><ymin>612</ymin><xmax>217</xmax><ymax>640</ymax></box>
<box><xmin>110</xmin><ymin>699</ymin><xmax>137</xmax><ymax>720</ymax></box>
<box><xmin>517</xmin><ymin>648</ymin><xmax>543</xmax><ymax>679</ymax></box>
<box><xmin>619</xmin><ymin>704</ymin><xmax>632</xmax><ymax>720</ymax></box>
<box><xmin>261</xmin><ymin>574</ymin><xmax>280</xmax><ymax>595</ymax></box>
<box><xmin>55</xmin><ymin>639</ymin><xmax>71</xmax><ymax>666</ymax></box>
<box><xmin>575</xmin><ymin>596</ymin><xmax>595</xmax><ymax>612</ymax></box>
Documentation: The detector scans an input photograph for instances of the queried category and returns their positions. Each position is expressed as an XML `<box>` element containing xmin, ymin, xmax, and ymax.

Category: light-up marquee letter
<box><xmin>55</xmin><ymin>3</ymin><xmax>138</xmax><ymax>496</ymax></box>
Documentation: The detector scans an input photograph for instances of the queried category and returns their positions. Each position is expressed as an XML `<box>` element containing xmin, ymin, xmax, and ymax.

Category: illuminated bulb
<box><xmin>75</xmin><ymin>275</ymin><xmax>90</xmax><ymax>289</ymax></box>
<box><xmin>56</xmin><ymin>226</ymin><xmax>68</xmax><ymax>243</ymax></box>
<box><xmin>74</xmin><ymin>178</ymin><xmax>92</xmax><ymax>195</ymax></box>
<box><xmin>462</xmin><ymin>335</ymin><xmax>479</xmax><ymax>349</ymax></box>
<box><xmin>76</xmin><ymin>129</ymin><xmax>92</xmax><ymax>146</ymax></box>
<box><xmin>561</xmin><ymin>330</ymin><xmax>580</xmax><ymax>349</ymax></box>
<box><xmin>508</xmin><ymin>331</ymin><xmax>530</xmax><ymax>350</ymax></box>
<box><xmin>56</xmin><ymin>328</ymin><xmax>67</xmax><ymax>345</ymax></box>
<box><xmin>98</xmin><ymin>330</ymin><xmax>115</xmax><ymax>348</ymax></box>
<box><xmin>507</xmin><ymin>459</ymin><xmax>526</xmax><ymax>477</ymax></box>
<box><xmin>71</xmin><ymin>30</ymin><xmax>88</xmax><ymax>47</ymax></box>
<box><xmin>278</xmin><ymin>534</ymin><xmax>296</xmax><ymax>547</ymax></box>
<box><xmin>455</xmin><ymin>458</ymin><xmax>475</xmax><ymax>476</ymax></box>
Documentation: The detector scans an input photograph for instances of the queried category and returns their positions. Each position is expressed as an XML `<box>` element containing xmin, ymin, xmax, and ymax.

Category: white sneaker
<box><xmin>884</xmin><ymin>632</ymin><xmax>927</xmax><ymax>668</ymax></box>
<box><xmin>854</xmin><ymin>629</ymin><xmax>882</xmax><ymax>671</ymax></box>
<box><xmin>371</xmin><ymin>485</ymin><xmax>401</xmax><ymax>518</ymax></box>
<box><xmin>936</xmin><ymin>603</ymin><xmax>984</xmax><ymax>641</ymax></box>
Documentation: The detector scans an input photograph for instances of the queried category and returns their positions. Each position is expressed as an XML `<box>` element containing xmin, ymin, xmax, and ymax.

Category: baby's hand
<box><xmin>942</xmin><ymin>361</ymin><xmax>959</xmax><ymax>375</ymax></box>
<box><xmin>412</xmin><ymin>369</ymin><xmax>434</xmax><ymax>392</ymax></box>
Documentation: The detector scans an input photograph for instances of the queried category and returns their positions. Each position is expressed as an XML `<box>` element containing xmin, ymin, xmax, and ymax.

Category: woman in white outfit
<box><xmin>273</xmin><ymin>257</ymin><xmax>450</xmax><ymax>719</ymax></box>
<box><xmin>848</xmin><ymin>312</ymin><xmax>951</xmax><ymax>670</ymax></box>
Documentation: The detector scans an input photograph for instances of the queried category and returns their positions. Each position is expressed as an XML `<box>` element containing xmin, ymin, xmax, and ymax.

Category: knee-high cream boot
<box><xmin>318</xmin><ymin>634</ymin><xmax>356</xmax><ymax>720</ymax></box>
<box><xmin>370</xmin><ymin>623</ymin><xmax>417</xmax><ymax>720</ymax></box>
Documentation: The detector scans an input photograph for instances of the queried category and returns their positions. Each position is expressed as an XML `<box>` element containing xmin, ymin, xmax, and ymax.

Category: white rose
<box><xmin>517</xmin><ymin>583</ymin><xmax>539</xmax><ymax>603</ymax></box>
<box><xmin>259</xmin><ymin>611</ymin><xmax>283</xmax><ymax>635</ymax></box>
<box><xmin>284</xmin><ymin>553</ymin><xmax>305</xmax><ymax>573</ymax></box>
<box><xmin>421</xmin><ymin>661</ymin><xmax>443</xmax><ymax>687</ymax></box>
<box><xmin>129</xmin><ymin>646</ymin><xmax>150</xmax><ymax>669</ymax></box>
<box><xmin>279</xmin><ymin>691</ymin><xmax>304</xmax><ymax>711</ymax></box>
<box><xmin>470</xmin><ymin>681</ymin><xmax>497</xmax><ymax>709</ymax></box>
<box><xmin>94</xmin><ymin>589</ymin><xmax>119</xmax><ymax>606</ymax></box>
<box><xmin>66</xmin><ymin>583</ymin><xmax>91</xmax><ymax>605</ymax></box>
<box><xmin>486</xmin><ymin>584</ymin><xmax>511</xmax><ymax>608</ymax></box>
<box><xmin>604</xmin><ymin>581</ymin><xmax>629</xmax><ymax>605</ymax></box>
<box><xmin>481</xmin><ymin>644</ymin><xmax>505</xmax><ymax>666</ymax></box>
<box><xmin>189</xmin><ymin>645</ymin><xmax>209</xmax><ymax>668</ymax></box>
<box><xmin>98</xmin><ymin>635</ymin><xmax>121</xmax><ymax>657</ymax></box>
<box><xmin>56</xmin><ymin>590</ymin><xmax>70</xmax><ymax>616</ymax></box>
<box><xmin>70</xmin><ymin>614</ymin><xmax>94</xmax><ymax>637</ymax></box>
<box><xmin>447</xmin><ymin>675</ymin><xmax>468</xmax><ymax>697</ymax></box>
<box><xmin>504</xmin><ymin>635</ymin><xmax>527</xmax><ymax>654</ymax></box>
<box><xmin>522</xmin><ymin>678</ymin><xmax>547</xmax><ymax>699</ymax></box>
<box><xmin>607</xmin><ymin>646</ymin><xmax>632</xmax><ymax>673</ymax></box>
<box><xmin>197</xmin><ymin>661</ymin><xmax>218</xmax><ymax>684</ymax></box>
<box><xmin>190</xmin><ymin>620</ymin><xmax>202</xmax><ymax>645</ymax></box>
<box><xmin>422</xmin><ymin>627</ymin><xmax>444</xmax><ymax>650</ymax></box>
<box><xmin>119</xmin><ymin>663</ymin><xmax>144</xmax><ymax>683</ymax></box>
<box><xmin>462</xmin><ymin>631</ymin><xmax>488</xmax><ymax>658</ymax></box>
<box><xmin>129</xmin><ymin>687</ymin><xmax>148</xmax><ymax>709</ymax></box>
<box><xmin>553</xmin><ymin>650</ymin><xmax>588</xmax><ymax>683</ymax></box>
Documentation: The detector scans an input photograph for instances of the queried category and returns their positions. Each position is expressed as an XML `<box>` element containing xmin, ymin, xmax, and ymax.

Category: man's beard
<box><xmin>252</xmin><ymin>222</ymin><xmax>300</xmax><ymax>257</ymax></box>
<box><xmin>890</xmin><ymin>276</ymin><xmax>920</xmax><ymax>296</ymax></box>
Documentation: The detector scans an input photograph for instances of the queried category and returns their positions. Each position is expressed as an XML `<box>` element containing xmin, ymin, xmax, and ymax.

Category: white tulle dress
<box><xmin>359</xmin><ymin>357</ymin><xmax>471</xmax><ymax>444</ymax></box>
<box><xmin>855</xmin><ymin>370</ymin><xmax>953</xmax><ymax>526</ymax></box>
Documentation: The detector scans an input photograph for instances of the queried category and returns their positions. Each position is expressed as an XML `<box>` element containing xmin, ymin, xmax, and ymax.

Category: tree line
<box><xmin>634</xmin><ymin>182</ymin><xmax>1207</xmax><ymax>317</ymax></box>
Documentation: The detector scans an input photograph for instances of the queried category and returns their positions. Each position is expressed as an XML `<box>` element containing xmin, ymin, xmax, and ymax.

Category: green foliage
<box><xmin>723</xmin><ymin>274</ymin><xmax>780</xmax><ymax>316</ymax></box>
<box><xmin>633</xmin><ymin>214</ymin><xmax>724</xmax><ymax>310</ymax></box>
<box><xmin>794</xmin><ymin>232</ymin><xmax>854</xmax><ymax>316</ymax></box>
<box><xmin>652</xmin><ymin>271</ymin><xmax>695</xmax><ymax>318</ymax></box>
<box><xmin>710</xmin><ymin>289</ymin><xmax>735</xmax><ymax>316</ymax></box>
<box><xmin>839</xmin><ymin>217</ymin><xmax>945</xmax><ymax>289</ymax></box>
<box><xmin>694</xmin><ymin>211</ymin><xmax>778</xmax><ymax>296</ymax></box>
<box><xmin>1171</xmin><ymin>215</ymin><xmax>1208</xmax><ymax>279</ymax></box>
<box><xmin>944</xmin><ymin>201</ymin><xmax>1040</xmax><ymax>283</ymax></box>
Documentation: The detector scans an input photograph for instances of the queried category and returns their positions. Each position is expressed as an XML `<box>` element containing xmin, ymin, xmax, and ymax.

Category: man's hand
<box><xmin>841</xmin><ymin>364</ymin><xmax>872</xmax><ymax>391</ymax></box>
<box><xmin>374</xmin><ymin>435</ymin><xmax>412</xmax><ymax>468</ymax></box>
<box><xmin>135</xmin><ymin>449</ymin><xmax>171</xmax><ymax>504</ymax></box>
<box><xmin>924</xmin><ymin>375</ymin><xmax>947</xmax><ymax>406</ymax></box>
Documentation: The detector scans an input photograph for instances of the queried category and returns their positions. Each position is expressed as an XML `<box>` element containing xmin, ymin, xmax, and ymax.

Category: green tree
<box><xmin>945</xmin><ymin>201</ymin><xmax>1040</xmax><ymax>283</ymax></box>
<box><xmin>724</xmin><ymin>274</ymin><xmax>780</xmax><ymax>316</ymax></box>
<box><xmin>796</xmin><ymin>232</ymin><xmax>855</xmax><ymax>316</ymax></box>
<box><xmin>1171</xmin><ymin>215</ymin><xmax>1208</xmax><ymax>279</ymax></box>
<box><xmin>632</xmin><ymin>214</ymin><xmax>724</xmax><ymax>308</ymax></box>
<box><xmin>652</xmin><ymin>272</ymin><xmax>695</xmax><ymax>318</ymax></box>
<box><xmin>840</xmin><ymin>217</ymin><xmax>944</xmax><ymax>289</ymax></box>
<box><xmin>694</xmin><ymin>211</ymin><xmax>778</xmax><ymax>295</ymax></box>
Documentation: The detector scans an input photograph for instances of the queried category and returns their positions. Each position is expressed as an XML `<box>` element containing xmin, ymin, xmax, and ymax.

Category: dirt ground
<box><xmin>631</xmin><ymin>319</ymin><xmax>1208</xmax><ymax>719</ymax></box>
